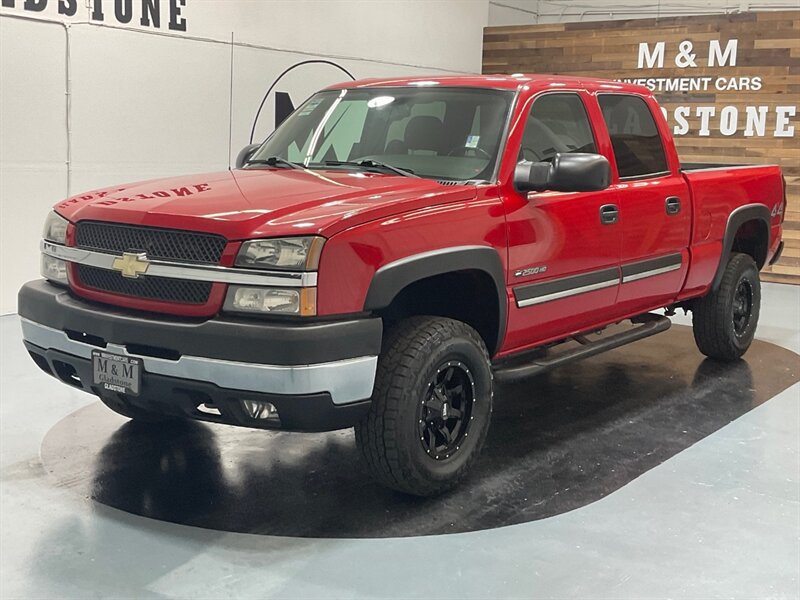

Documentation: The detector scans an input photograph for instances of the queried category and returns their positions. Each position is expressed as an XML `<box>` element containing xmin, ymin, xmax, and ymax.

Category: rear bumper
<box><xmin>18</xmin><ymin>280</ymin><xmax>381</xmax><ymax>431</ymax></box>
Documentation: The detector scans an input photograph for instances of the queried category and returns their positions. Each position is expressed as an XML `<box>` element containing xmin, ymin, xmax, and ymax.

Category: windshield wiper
<box><xmin>322</xmin><ymin>159</ymin><xmax>418</xmax><ymax>178</ymax></box>
<box><xmin>245</xmin><ymin>156</ymin><xmax>302</xmax><ymax>170</ymax></box>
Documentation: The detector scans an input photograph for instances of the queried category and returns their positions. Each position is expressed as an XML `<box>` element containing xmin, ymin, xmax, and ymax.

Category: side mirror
<box><xmin>514</xmin><ymin>153</ymin><xmax>611</xmax><ymax>194</ymax></box>
<box><xmin>235</xmin><ymin>143</ymin><xmax>261</xmax><ymax>169</ymax></box>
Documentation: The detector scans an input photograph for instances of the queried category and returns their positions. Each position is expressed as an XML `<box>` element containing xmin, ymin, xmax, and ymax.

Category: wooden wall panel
<box><xmin>483</xmin><ymin>11</ymin><xmax>800</xmax><ymax>284</ymax></box>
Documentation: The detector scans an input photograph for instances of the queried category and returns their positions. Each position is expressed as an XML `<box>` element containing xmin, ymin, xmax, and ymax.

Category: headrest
<box><xmin>404</xmin><ymin>116</ymin><xmax>444</xmax><ymax>151</ymax></box>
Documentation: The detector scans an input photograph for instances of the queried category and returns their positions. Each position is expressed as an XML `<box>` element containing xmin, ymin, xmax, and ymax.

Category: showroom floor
<box><xmin>1</xmin><ymin>283</ymin><xmax>798</xmax><ymax>599</ymax></box>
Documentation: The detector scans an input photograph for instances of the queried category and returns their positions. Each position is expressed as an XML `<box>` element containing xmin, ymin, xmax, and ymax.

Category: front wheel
<box><xmin>355</xmin><ymin>317</ymin><xmax>493</xmax><ymax>496</ymax></box>
<box><xmin>692</xmin><ymin>252</ymin><xmax>761</xmax><ymax>361</ymax></box>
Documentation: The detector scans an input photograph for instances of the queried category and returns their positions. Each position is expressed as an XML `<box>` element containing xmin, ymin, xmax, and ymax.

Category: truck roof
<box><xmin>326</xmin><ymin>74</ymin><xmax>651</xmax><ymax>95</ymax></box>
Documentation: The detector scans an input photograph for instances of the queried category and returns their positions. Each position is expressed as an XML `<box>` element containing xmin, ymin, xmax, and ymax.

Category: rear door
<box><xmin>504</xmin><ymin>91</ymin><xmax>622</xmax><ymax>351</ymax></box>
<box><xmin>597</xmin><ymin>93</ymin><xmax>691</xmax><ymax>314</ymax></box>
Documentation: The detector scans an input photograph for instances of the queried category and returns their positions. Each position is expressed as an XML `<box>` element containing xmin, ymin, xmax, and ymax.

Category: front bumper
<box><xmin>19</xmin><ymin>280</ymin><xmax>382</xmax><ymax>431</ymax></box>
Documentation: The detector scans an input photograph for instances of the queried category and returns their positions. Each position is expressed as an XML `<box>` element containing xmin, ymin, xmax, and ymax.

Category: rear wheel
<box><xmin>692</xmin><ymin>252</ymin><xmax>761</xmax><ymax>361</ymax></box>
<box><xmin>355</xmin><ymin>316</ymin><xmax>493</xmax><ymax>496</ymax></box>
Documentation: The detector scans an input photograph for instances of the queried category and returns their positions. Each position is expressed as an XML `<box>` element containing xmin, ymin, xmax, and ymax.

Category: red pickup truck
<box><xmin>19</xmin><ymin>75</ymin><xmax>785</xmax><ymax>496</ymax></box>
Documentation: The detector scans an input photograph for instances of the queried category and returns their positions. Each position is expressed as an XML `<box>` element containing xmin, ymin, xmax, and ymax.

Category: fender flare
<box><xmin>363</xmin><ymin>245</ymin><xmax>507</xmax><ymax>354</ymax></box>
<box><xmin>711</xmin><ymin>203</ymin><xmax>771</xmax><ymax>291</ymax></box>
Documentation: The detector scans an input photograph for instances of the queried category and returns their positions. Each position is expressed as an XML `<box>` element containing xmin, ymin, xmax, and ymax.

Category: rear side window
<box><xmin>598</xmin><ymin>95</ymin><xmax>669</xmax><ymax>179</ymax></box>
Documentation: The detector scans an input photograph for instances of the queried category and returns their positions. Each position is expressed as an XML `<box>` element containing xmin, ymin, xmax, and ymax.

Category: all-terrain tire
<box><xmin>692</xmin><ymin>252</ymin><xmax>761</xmax><ymax>361</ymax></box>
<box><xmin>355</xmin><ymin>316</ymin><xmax>493</xmax><ymax>496</ymax></box>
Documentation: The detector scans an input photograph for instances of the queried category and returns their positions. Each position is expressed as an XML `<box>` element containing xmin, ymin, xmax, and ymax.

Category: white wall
<box><xmin>0</xmin><ymin>0</ymin><xmax>490</xmax><ymax>314</ymax></box>
<box><xmin>488</xmin><ymin>0</ymin><xmax>799</xmax><ymax>25</ymax></box>
<box><xmin>0</xmin><ymin>19</ymin><xmax>69</xmax><ymax>314</ymax></box>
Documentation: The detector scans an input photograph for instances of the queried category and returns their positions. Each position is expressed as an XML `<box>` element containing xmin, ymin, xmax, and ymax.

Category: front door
<box><xmin>504</xmin><ymin>91</ymin><xmax>622</xmax><ymax>352</ymax></box>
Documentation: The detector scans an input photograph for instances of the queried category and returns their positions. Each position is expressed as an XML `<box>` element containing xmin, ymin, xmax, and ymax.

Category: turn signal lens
<box><xmin>41</xmin><ymin>254</ymin><xmax>68</xmax><ymax>285</ymax></box>
<box><xmin>300</xmin><ymin>287</ymin><xmax>317</xmax><ymax>316</ymax></box>
<box><xmin>223</xmin><ymin>286</ymin><xmax>317</xmax><ymax>316</ymax></box>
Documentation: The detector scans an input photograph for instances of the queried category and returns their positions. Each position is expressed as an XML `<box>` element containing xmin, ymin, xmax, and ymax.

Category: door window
<box><xmin>520</xmin><ymin>93</ymin><xmax>597</xmax><ymax>162</ymax></box>
<box><xmin>598</xmin><ymin>94</ymin><xmax>669</xmax><ymax>179</ymax></box>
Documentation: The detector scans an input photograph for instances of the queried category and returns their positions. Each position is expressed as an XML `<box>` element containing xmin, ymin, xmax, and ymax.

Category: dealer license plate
<box><xmin>92</xmin><ymin>350</ymin><xmax>142</xmax><ymax>396</ymax></box>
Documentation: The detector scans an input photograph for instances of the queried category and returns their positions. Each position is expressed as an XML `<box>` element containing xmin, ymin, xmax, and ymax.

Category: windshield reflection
<box><xmin>249</xmin><ymin>87</ymin><xmax>515</xmax><ymax>182</ymax></box>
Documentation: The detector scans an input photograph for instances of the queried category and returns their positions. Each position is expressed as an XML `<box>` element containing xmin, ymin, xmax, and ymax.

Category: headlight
<box><xmin>42</xmin><ymin>211</ymin><xmax>69</xmax><ymax>244</ymax></box>
<box><xmin>235</xmin><ymin>236</ymin><xmax>324</xmax><ymax>271</ymax></box>
<box><xmin>223</xmin><ymin>285</ymin><xmax>317</xmax><ymax>316</ymax></box>
<box><xmin>41</xmin><ymin>254</ymin><xmax>69</xmax><ymax>285</ymax></box>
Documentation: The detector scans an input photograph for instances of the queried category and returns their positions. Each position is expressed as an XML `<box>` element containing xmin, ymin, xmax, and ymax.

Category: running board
<box><xmin>493</xmin><ymin>313</ymin><xmax>671</xmax><ymax>383</ymax></box>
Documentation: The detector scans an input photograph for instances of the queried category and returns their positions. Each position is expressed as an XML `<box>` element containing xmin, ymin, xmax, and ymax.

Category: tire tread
<box><xmin>692</xmin><ymin>252</ymin><xmax>760</xmax><ymax>361</ymax></box>
<box><xmin>355</xmin><ymin>316</ymin><xmax>491</xmax><ymax>496</ymax></box>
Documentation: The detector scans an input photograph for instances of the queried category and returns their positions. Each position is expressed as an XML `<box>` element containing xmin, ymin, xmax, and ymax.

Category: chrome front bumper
<box><xmin>21</xmin><ymin>318</ymin><xmax>377</xmax><ymax>405</ymax></box>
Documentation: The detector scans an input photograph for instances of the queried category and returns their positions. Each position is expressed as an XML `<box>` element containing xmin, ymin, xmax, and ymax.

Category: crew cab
<box><xmin>18</xmin><ymin>75</ymin><xmax>786</xmax><ymax>496</ymax></box>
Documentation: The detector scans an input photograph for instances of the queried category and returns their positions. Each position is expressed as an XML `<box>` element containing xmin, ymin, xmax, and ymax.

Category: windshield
<box><xmin>249</xmin><ymin>87</ymin><xmax>515</xmax><ymax>182</ymax></box>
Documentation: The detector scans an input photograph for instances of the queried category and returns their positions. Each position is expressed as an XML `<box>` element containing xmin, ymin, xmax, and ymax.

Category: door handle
<box><xmin>665</xmin><ymin>196</ymin><xmax>681</xmax><ymax>215</ymax></box>
<box><xmin>599</xmin><ymin>204</ymin><xmax>619</xmax><ymax>225</ymax></box>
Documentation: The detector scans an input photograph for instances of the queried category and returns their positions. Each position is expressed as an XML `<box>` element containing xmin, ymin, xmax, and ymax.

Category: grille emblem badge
<box><xmin>112</xmin><ymin>252</ymin><xmax>150</xmax><ymax>279</ymax></box>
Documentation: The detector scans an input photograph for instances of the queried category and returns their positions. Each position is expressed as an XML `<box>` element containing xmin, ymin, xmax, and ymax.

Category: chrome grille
<box><xmin>75</xmin><ymin>221</ymin><xmax>226</xmax><ymax>264</ymax></box>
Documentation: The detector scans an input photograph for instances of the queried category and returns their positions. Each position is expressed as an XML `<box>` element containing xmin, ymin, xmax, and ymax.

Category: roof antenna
<box><xmin>228</xmin><ymin>31</ymin><xmax>235</xmax><ymax>170</ymax></box>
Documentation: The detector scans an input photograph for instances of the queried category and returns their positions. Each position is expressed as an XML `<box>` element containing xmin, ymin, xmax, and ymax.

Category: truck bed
<box><xmin>678</xmin><ymin>163</ymin><xmax>784</xmax><ymax>298</ymax></box>
<box><xmin>682</xmin><ymin>162</ymin><xmax>753</xmax><ymax>171</ymax></box>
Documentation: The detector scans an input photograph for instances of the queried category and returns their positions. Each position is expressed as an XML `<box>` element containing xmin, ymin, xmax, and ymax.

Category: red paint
<box><xmin>48</xmin><ymin>75</ymin><xmax>784</xmax><ymax>355</ymax></box>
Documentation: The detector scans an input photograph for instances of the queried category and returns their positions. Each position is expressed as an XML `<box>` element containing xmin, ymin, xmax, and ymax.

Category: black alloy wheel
<box><xmin>732</xmin><ymin>279</ymin><xmax>753</xmax><ymax>337</ymax></box>
<box><xmin>418</xmin><ymin>361</ymin><xmax>475</xmax><ymax>460</ymax></box>
<box><xmin>355</xmin><ymin>316</ymin><xmax>493</xmax><ymax>496</ymax></box>
<box><xmin>692</xmin><ymin>252</ymin><xmax>761</xmax><ymax>361</ymax></box>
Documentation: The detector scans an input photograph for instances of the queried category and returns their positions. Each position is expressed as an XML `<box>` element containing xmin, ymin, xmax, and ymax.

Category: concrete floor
<box><xmin>1</xmin><ymin>282</ymin><xmax>799</xmax><ymax>599</ymax></box>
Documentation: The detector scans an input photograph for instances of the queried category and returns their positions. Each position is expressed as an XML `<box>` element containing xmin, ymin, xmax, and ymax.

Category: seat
<box><xmin>519</xmin><ymin>116</ymin><xmax>570</xmax><ymax>162</ymax></box>
<box><xmin>384</xmin><ymin>139</ymin><xmax>407</xmax><ymax>154</ymax></box>
<box><xmin>385</xmin><ymin>115</ymin><xmax>445</xmax><ymax>155</ymax></box>
<box><xmin>404</xmin><ymin>115</ymin><xmax>445</xmax><ymax>153</ymax></box>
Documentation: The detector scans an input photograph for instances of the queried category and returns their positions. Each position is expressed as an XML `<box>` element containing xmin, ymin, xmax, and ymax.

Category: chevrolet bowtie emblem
<box><xmin>112</xmin><ymin>252</ymin><xmax>150</xmax><ymax>278</ymax></box>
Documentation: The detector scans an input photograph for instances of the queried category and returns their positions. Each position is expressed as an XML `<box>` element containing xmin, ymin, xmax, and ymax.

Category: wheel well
<box><xmin>731</xmin><ymin>218</ymin><xmax>769</xmax><ymax>269</ymax></box>
<box><xmin>376</xmin><ymin>270</ymin><xmax>501</xmax><ymax>355</ymax></box>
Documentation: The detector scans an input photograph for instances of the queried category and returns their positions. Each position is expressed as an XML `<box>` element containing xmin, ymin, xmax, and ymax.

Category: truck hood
<box><xmin>55</xmin><ymin>168</ymin><xmax>477</xmax><ymax>240</ymax></box>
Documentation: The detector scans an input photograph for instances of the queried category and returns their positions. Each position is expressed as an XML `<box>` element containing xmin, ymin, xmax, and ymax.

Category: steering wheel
<box><xmin>446</xmin><ymin>145</ymin><xmax>492</xmax><ymax>160</ymax></box>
